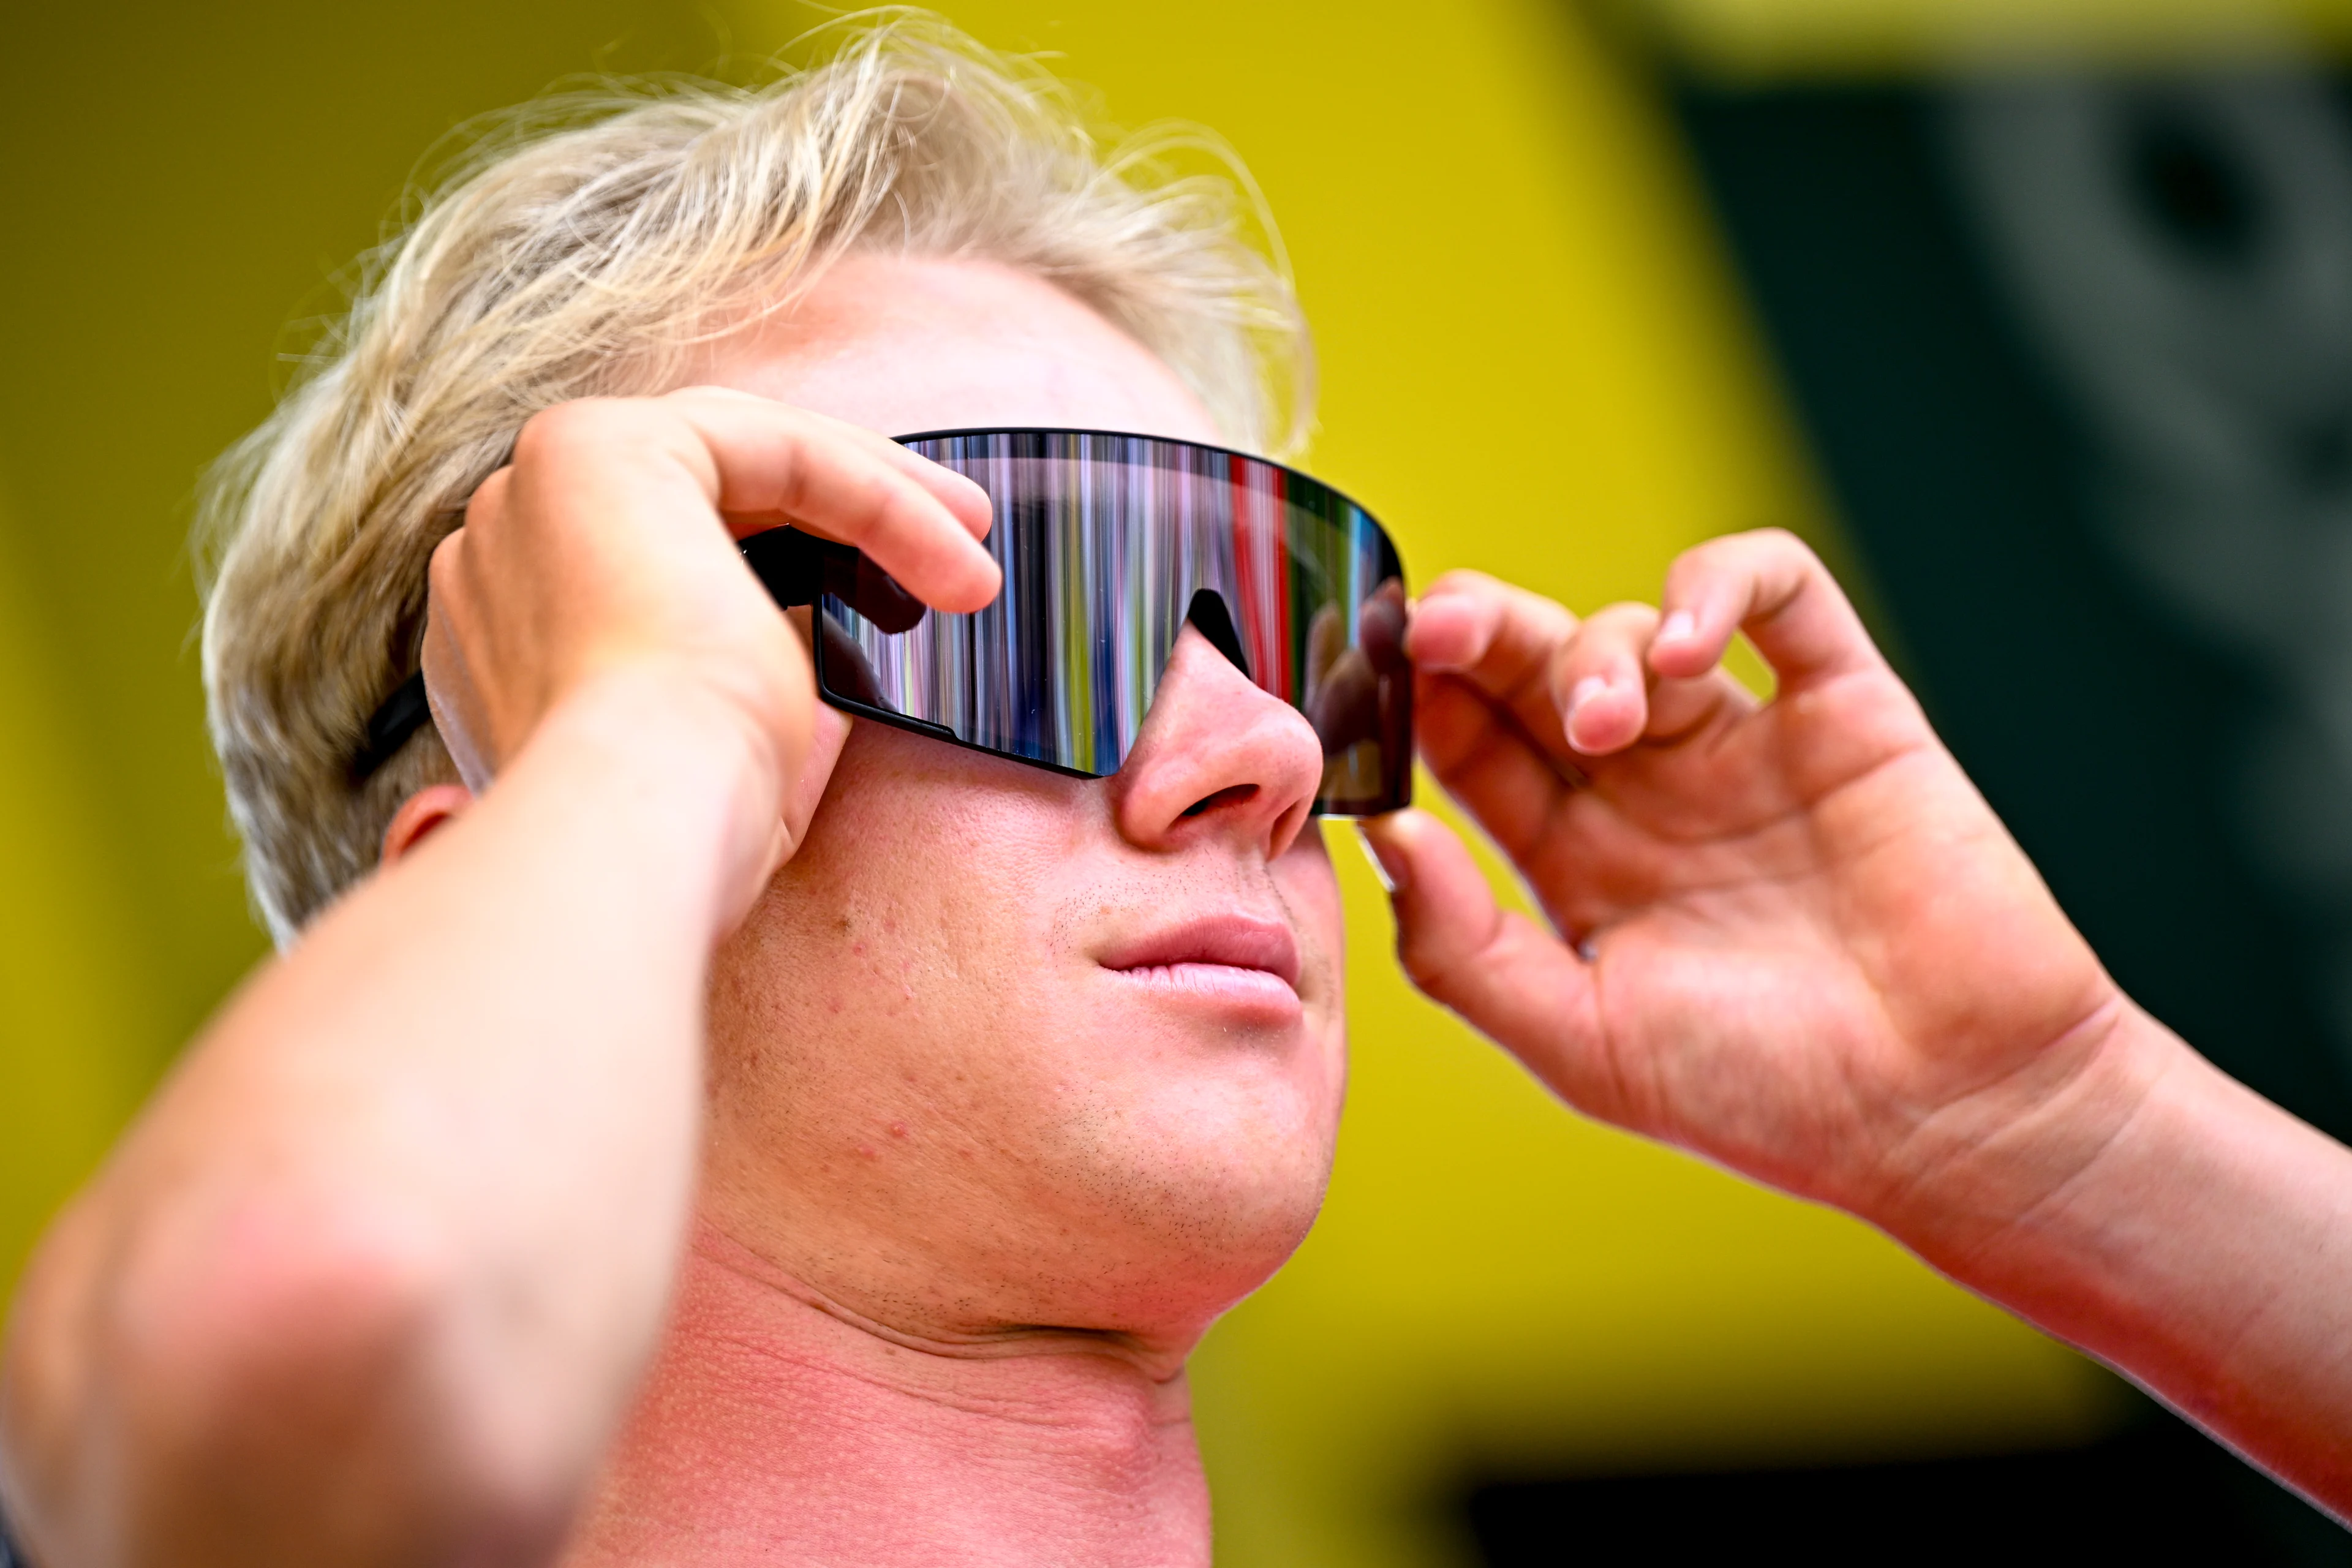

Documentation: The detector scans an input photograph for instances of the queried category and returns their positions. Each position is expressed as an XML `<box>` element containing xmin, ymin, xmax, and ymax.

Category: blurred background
<box><xmin>5</xmin><ymin>0</ymin><xmax>2352</xmax><ymax>1561</ymax></box>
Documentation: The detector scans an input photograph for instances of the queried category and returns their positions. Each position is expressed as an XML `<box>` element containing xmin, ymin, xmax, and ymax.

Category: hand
<box><xmin>422</xmin><ymin>389</ymin><xmax>997</xmax><ymax>894</ymax></box>
<box><xmin>1361</xmin><ymin>529</ymin><xmax>2134</xmax><ymax>1241</ymax></box>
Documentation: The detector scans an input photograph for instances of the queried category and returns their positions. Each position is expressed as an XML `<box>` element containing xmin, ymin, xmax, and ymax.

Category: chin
<box><xmin>1027</xmin><ymin>1047</ymin><xmax>1344</xmax><ymax>1338</ymax></box>
<box><xmin>1066</xmin><ymin>1178</ymin><xmax>1329</xmax><ymax>1344</ymax></box>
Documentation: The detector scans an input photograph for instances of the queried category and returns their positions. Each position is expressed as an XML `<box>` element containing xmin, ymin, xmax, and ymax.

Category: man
<box><xmin>6</xmin><ymin>16</ymin><xmax>2352</xmax><ymax>1568</ymax></box>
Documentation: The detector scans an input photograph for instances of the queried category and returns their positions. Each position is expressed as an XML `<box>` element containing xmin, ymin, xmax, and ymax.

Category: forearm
<box><xmin>1897</xmin><ymin>1005</ymin><xmax>2352</xmax><ymax>1515</ymax></box>
<box><xmin>1</xmin><ymin>670</ymin><xmax>775</xmax><ymax>1565</ymax></box>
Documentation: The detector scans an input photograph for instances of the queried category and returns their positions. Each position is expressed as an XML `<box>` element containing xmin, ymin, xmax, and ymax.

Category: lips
<box><xmin>1097</xmin><ymin>914</ymin><xmax>1303</xmax><ymax>993</ymax></box>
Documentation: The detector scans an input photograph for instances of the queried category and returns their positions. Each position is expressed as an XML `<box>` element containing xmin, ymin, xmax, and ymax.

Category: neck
<box><xmin>558</xmin><ymin>1221</ymin><xmax>1213</xmax><ymax>1568</ymax></box>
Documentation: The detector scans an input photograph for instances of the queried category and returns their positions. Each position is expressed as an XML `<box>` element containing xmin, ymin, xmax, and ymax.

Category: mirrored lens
<box><xmin>817</xmin><ymin>430</ymin><xmax>1411</xmax><ymax>815</ymax></box>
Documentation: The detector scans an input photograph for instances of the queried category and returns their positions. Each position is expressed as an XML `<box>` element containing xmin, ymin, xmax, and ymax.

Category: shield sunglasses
<box><xmin>358</xmin><ymin>428</ymin><xmax>1412</xmax><ymax>816</ymax></box>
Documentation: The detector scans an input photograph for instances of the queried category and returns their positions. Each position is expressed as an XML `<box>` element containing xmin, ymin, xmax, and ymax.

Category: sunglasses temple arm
<box><xmin>353</xmin><ymin>528</ymin><xmax>840</xmax><ymax>782</ymax></box>
<box><xmin>738</xmin><ymin>526</ymin><xmax>827</xmax><ymax>609</ymax></box>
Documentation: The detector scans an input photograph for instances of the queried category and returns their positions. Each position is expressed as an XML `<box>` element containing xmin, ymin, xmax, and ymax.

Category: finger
<box><xmin>1405</xmin><ymin>571</ymin><xmax>1589</xmax><ymax>778</ymax></box>
<box><xmin>668</xmin><ymin>388</ymin><xmax>993</xmax><ymax>541</ymax></box>
<box><xmin>1649</xmin><ymin>527</ymin><xmax>1882</xmax><ymax>692</ymax></box>
<box><xmin>780</xmin><ymin>705</ymin><xmax>851</xmax><ymax>860</ymax></box>
<box><xmin>1358</xmin><ymin>809</ymin><xmax>1601</xmax><ymax>1092</ymax></box>
<box><xmin>1407</xmin><ymin>569</ymin><xmax>1577</xmax><ymax>675</ymax></box>
<box><xmin>661</xmin><ymin>391</ymin><xmax>1000</xmax><ymax>614</ymax></box>
<box><xmin>776</xmin><ymin>608</ymin><xmax>851</xmax><ymax>861</ymax></box>
<box><xmin>1642</xmin><ymin>667</ymin><xmax>1759</xmax><ymax>746</ymax></box>
<box><xmin>1552</xmin><ymin>601</ymin><xmax>1658</xmax><ymax>757</ymax></box>
<box><xmin>1414</xmin><ymin>671</ymin><xmax>1585</xmax><ymax>873</ymax></box>
<box><xmin>420</xmin><ymin>532</ymin><xmax>494</xmax><ymax>794</ymax></box>
<box><xmin>1407</xmin><ymin>575</ymin><xmax>1502</xmax><ymax>671</ymax></box>
<box><xmin>1553</xmin><ymin>603</ymin><xmax>1762</xmax><ymax>755</ymax></box>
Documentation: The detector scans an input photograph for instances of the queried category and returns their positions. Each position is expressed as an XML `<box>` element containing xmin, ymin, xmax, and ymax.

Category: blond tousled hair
<box><xmin>198</xmin><ymin>13</ymin><xmax>1313</xmax><ymax>945</ymax></box>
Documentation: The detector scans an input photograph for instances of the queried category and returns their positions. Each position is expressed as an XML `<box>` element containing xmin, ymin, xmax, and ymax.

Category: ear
<box><xmin>381</xmin><ymin>783</ymin><xmax>474</xmax><ymax>867</ymax></box>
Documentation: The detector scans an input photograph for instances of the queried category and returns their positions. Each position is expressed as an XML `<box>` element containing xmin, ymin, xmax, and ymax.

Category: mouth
<box><xmin>1096</xmin><ymin>914</ymin><xmax>1305</xmax><ymax>1018</ymax></box>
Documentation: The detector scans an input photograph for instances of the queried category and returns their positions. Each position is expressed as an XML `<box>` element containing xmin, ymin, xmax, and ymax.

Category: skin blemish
<box><xmin>888</xmin><ymin>1121</ymin><xmax>910</xmax><ymax>1139</ymax></box>
<box><xmin>855</xmin><ymin>1142</ymin><xmax>878</xmax><ymax>1160</ymax></box>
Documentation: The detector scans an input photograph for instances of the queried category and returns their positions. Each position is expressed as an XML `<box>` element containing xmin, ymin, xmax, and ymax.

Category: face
<box><xmin>693</xmin><ymin>254</ymin><xmax>1348</xmax><ymax>1368</ymax></box>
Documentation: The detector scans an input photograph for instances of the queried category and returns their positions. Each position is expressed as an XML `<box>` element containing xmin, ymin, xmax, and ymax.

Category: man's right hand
<box><xmin>0</xmin><ymin>391</ymin><xmax>1001</xmax><ymax>1568</ymax></box>
<box><xmin>422</xmin><ymin>388</ymin><xmax>997</xmax><ymax>904</ymax></box>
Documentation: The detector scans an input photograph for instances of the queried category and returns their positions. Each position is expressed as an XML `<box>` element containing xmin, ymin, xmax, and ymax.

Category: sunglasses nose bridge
<box><xmin>1182</xmin><ymin>588</ymin><xmax>1251</xmax><ymax>680</ymax></box>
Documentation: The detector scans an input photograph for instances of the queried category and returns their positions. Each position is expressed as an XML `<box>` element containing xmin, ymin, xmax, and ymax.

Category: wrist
<box><xmin>1869</xmin><ymin>991</ymin><xmax>2181</xmax><ymax>1280</ymax></box>
<box><xmin>1882</xmin><ymin>1003</ymin><xmax>2352</xmax><ymax>1471</ymax></box>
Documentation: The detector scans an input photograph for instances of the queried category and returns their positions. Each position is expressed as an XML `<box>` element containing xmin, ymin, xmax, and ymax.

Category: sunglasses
<box><xmin>359</xmin><ymin>428</ymin><xmax>1412</xmax><ymax>816</ymax></box>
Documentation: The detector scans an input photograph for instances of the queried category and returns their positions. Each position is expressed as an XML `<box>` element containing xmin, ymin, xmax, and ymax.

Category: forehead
<box><xmin>699</xmin><ymin>252</ymin><xmax>1223</xmax><ymax>443</ymax></box>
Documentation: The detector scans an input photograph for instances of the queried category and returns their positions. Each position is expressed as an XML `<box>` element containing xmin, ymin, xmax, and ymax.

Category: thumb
<box><xmin>418</xmin><ymin>600</ymin><xmax>494</xmax><ymax>796</ymax></box>
<box><xmin>777</xmin><ymin>702</ymin><xmax>851</xmax><ymax>862</ymax></box>
<box><xmin>1358</xmin><ymin>809</ymin><xmax>1602</xmax><ymax>1100</ymax></box>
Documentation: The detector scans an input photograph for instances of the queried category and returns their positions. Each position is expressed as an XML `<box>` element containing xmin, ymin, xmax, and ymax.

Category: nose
<box><xmin>1111</xmin><ymin>622</ymin><xmax>1325</xmax><ymax>858</ymax></box>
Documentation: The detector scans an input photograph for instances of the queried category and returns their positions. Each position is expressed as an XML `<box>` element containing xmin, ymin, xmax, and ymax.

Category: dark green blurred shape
<box><xmin>1604</xmin><ymin>50</ymin><xmax>2352</xmax><ymax>1564</ymax></box>
<box><xmin>1671</xmin><ymin>72</ymin><xmax>2352</xmax><ymax>1134</ymax></box>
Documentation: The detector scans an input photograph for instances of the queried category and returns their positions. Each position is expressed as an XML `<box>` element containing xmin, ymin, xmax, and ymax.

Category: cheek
<box><xmin>712</xmin><ymin>725</ymin><xmax>1085</xmax><ymax>1124</ymax></box>
<box><xmin>790</xmin><ymin>723</ymin><xmax>1068</xmax><ymax>927</ymax></box>
<box><xmin>1278</xmin><ymin>828</ymin><xmax>1348</xmax><ymax>1013</ymax></box>
<box><xmin>1286</xmin><ymin>832</ymin><xmax>1351</xmax><ymax>1113</ymax></box>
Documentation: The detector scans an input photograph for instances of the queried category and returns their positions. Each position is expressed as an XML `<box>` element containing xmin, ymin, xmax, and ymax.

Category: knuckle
<box><xmin>1395</xmin><ymin>930</ymin><xmax>1453</xmax><ymax>991</ymax></box>
<box><xmin>461</xmin><ymin>468</ymin><xmax>509</xmax><ymax>526</ymax></box>
<box><xmin>426</xmin><ymin>528</ymin><xmax>465</xmax><ymax>586</ymax></box>
<box><xmin>1505</xmin><ymin>579</ymin><xmax>1570</xmax><ymax>617</ymax></box>
<box><xmin>1744</xmin><ymin>526</ymin><xmax>1820</xmax><ymax>579</ymax></box>
<box><xmin>1664</xmin><ymin>542</ymin><xmax>1724</xmax><ymax>590</ymax></box>
<box><xmin>1525</xmin><ymin>598</ymin><xmax>1578</xmax><ymax>644</ymax></box>
<box><xmin>666</xmin><ymin>383</ymin><xmax>759</xmax><ymax>408</ymax></box>
<box><xmin>512</xmin><ymin>401</ymin><xmax>593</xmax><ymax>464</ymax></box>
<box><xmin>1589</xmin><ymin>600</ymin><xmax>1659</xmax><ymax>637</ymax></box>
<box><xmin>513</xmin><ymin>397</ymin><xmax>654</xmax><ymax>466</ymax></box>
<box><xmin>1425</xmin><ymin>568</ymin><xmax>1506</xmax><ymax>606</ymax></box>
<box><xmin>846</xmin><ymin>469</ymin><xmax>914</xmax><ymax>540</ymax></box>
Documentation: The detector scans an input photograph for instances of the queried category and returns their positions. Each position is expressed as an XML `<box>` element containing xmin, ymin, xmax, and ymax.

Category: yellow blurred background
<box><xmin>10</xmin><ymin>1</ymin><xmax>2332</xmax><ymax>1562</ymax></box>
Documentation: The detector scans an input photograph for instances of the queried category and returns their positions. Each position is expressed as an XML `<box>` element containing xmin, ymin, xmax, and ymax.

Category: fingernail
<box><xmin>1564</xmin><ymin>674</ymin><xmax>1608</xmax><ymax>737</ymax></box>
<box><xmin>1658</xmin><ymin>609</ymin><xmax>1697</xmax><ymax>645</ymax></box>
<box><xmin>1354</xmin><ymin>821</ymin><xmax>1406</xmax><ymax>895</ymax></box>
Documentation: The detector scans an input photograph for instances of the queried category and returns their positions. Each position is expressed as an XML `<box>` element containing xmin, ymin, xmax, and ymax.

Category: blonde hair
<box><xmin>198</xmin><ymin>13</ymin><xmax>1313</xmax><ymax>945</ymax></box>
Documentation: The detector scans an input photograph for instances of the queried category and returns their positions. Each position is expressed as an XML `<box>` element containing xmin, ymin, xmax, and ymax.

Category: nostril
<box><xmin>1180</xmin><ymin>783</ymin><xmax>1259</xmax><ymax>818</ymax></box>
